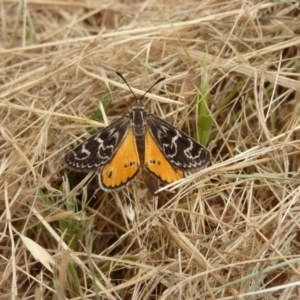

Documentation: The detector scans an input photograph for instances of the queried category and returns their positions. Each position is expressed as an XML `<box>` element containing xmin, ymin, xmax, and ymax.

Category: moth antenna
<box><xmin>116</xmin><ymin>72</ymin><xmax>165</xmax><ymax>102</ymax></box>
<box><xmin>140</xmin><ymin>77</ymin><xmax>165</xmax><ymax>102</ymax></box>
<box><xmin>116</xmin><ymin>72</ymin><xmax>138</xmax><ymax>102</ymax></box>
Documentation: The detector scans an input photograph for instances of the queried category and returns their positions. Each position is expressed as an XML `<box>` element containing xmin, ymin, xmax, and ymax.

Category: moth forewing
<box><xmin>146</xmin><ymin>114</ymin><xmax>211</xmax><ymax>172</ymax></box>
<box><xmin>64</xmin><ymin>115</ymin><xmax>131</xmax><ymax>172</ymax></box>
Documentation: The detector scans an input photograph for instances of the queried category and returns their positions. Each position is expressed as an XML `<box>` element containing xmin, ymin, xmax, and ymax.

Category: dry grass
<box><xmin>1</xmin><ymin>0</ymin><xmax>300</xmax><ymax>299</ymax></box>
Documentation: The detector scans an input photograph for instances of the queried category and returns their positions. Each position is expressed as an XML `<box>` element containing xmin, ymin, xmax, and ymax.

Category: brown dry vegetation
<box><xmin>1</xmin><ymin>0</ymin><xmax>300</xmax><ymax>299</ymax></box>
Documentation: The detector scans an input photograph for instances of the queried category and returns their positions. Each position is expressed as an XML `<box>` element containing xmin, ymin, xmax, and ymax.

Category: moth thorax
<box><xmin>131</xmin><ymin>109</ymin><xmax>146</xmax><ymax>136</ymax></box>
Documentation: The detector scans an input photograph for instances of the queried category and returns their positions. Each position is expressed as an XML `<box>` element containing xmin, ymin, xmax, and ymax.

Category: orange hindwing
<box><xmin>100</xmin><ymin>128</ymin><xmax>140</xmax><ymax>190</ymax></box>
<box><xmin>144</xmin><ymin>129</ymin><xmax>184</xmax><ymax>183</ymax></box>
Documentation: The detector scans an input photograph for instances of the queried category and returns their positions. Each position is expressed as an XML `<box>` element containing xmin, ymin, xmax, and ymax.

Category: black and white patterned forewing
<box><xmin>65</xmin><ymin>115</ymin><xmax>130</xmax><ymax>171</ymax></box>
<box><xmin>147</xmin><ymin>114</ymin><xmax>210</xmax><ymax>171</ymax></box>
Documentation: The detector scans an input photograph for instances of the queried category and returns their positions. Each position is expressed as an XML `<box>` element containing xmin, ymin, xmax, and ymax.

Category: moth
<box><xmin>65</xmin><ymin>73</ymin><xmax>210</xmax><ymax>193</ymax></box>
